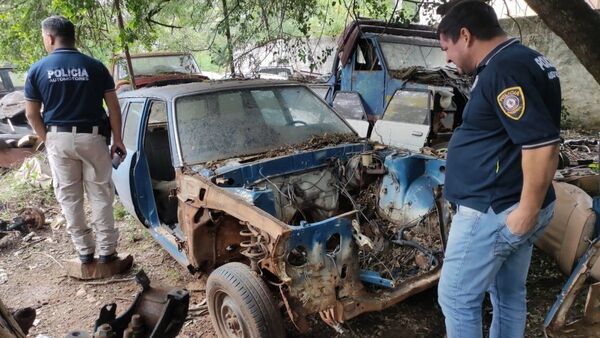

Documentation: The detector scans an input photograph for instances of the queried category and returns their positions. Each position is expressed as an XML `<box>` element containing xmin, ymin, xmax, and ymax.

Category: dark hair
<box><xmin>41</xmin><ymin>16</ymin><xmax>75</xmax><ymax>45</ymax></box>
<box><xmin>437</xmin><ymin>0</ymin><xmax>505</xmax><ymax>42</ymax></box>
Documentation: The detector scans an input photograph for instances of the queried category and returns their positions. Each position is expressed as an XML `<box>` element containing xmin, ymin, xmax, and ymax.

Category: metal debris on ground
<box><xmin>63</xmin><ymin>270</ymin><xmax>190</xmax><ymax>338</ymax></box>
<box><xmin>0</xmin><ymin>208</ymin><xmax>46</xmax><ymax>250</ymax></box>
<box><xmin>187</xmin><ymin>298</ymin><xmax>208</xmax><ymax>318</ymax></box>
<box><xmin>0</xmin><ymin>91</ymin><xmax>41</xmax><ymax>168</ymax></box>
<box><xmin>50</xmin><ymin>216</ymin><xmax>66</xmax><ymax>230</ymax></box>
<box><xmin>354</xmin><ymin>182</ymin><xmax>443</xmax><ymax>287</ymax></box>
<box><xmin>558</xmin><ymin>131</ymin><xmax>599</xmax><ymax>168</ymax></box>
<box><xmin>0</xmin><ymin>208</ymin><xmax>45</xmax><ymax>236</ymax></box>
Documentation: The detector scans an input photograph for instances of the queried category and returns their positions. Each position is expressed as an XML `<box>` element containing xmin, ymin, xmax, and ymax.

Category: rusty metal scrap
<box><xmin>559</xmin><ymin>131</ymin><xmax>599</xmax><ymax>167</ymax></box>
<box><xmin>358</xmin><ymin>226</ymin><xmax>442</xmax><ymax>285</ymax></box>
<box><xmin>0</xmin><ymin>208</ymin><xmax>45</xmax><ymax>237</ymax></box>
<box><xmin>390</xmin><ymin>66</ymin><xmax>472</xmax><ymax>97</ymax></box>
<box><xmin>545</xmin><ymin>240</ymin><xmax>600</xmax><ymax>337</ymax></box>
<box><xmin>354</xmin><ymin>180</ymin><xmax>442</xmax><ymax>286</ymax></box>
<box><xmin>202</xmin><ymin>133</ymin><xmax>363</xmax><ymax>171</ymax></box>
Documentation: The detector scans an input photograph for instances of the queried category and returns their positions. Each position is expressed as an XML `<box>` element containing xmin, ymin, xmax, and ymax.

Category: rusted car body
<box><xmin>113</xmin><ymin>78</ymin><xmax>600</xmax><ymax>337</ymax></box>
<box><xmin>110</xmin><ymin>52</ymin><xmax>207</xmax><ymax>92</ymax></box>
<box><xmin>314</xmin><ymin>20</ymin><xmax>470</xmax><ymax>151</ymax></box>
<box><xmin>113</xmin><ymin>80</ymin><xmax>448</xmax><ymax>335</ymax></box>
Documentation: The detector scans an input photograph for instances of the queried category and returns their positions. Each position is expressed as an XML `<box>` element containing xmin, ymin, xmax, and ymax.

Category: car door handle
<box><xmin>411</xmin><ymin>131</ymin><xmax>424</xmax><ymax>136</ymax></box>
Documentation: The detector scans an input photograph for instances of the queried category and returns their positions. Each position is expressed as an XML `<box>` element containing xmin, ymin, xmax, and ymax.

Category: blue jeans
<box><xmin>438</xmin><ymin>202</ymin><xmax>555</xmax><ymax>338</ymax></box>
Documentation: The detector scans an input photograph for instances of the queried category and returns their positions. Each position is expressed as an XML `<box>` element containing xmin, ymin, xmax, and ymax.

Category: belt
<box><xmin>47</xmin><ymin>125</ymin><xmax>102</xmax><ymax>134</ymax></box>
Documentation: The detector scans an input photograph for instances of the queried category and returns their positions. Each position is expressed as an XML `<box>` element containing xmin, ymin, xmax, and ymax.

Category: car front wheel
<box><xmin>207</xmin><ymin>262</ymin><xmax>285</xmax><ymax>338</ymax></box>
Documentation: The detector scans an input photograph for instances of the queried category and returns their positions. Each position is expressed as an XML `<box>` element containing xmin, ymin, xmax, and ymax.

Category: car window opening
<box><xmin>144</xmin><ymin>100</ymin><xmax>178</xmax><ymax>226</ymax></box>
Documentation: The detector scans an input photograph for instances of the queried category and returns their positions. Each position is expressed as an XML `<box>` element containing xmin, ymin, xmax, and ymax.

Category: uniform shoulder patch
<box><xmin>497</xmin><ymin>86</ymin><xmax>525</xmax><ymax>120</ymax></box>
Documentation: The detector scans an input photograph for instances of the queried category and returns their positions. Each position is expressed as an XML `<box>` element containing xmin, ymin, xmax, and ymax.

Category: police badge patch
<box><xmin>497</xmin><ymin>86</ymin><xmax>525</xmax><ymax>120</ymax></box>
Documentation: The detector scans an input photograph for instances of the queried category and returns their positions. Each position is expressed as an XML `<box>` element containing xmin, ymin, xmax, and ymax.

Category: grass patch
<box><xmin>166</xmin><ymin>266</ymin><xmax>182</xmax><ymax>281</ymax></box>
<box><xmin>0</xmin><ymin>167</ymin><xmax>55</xmax><ymax>219</ymax></box>
<box><xmin>113</xmin><ymin>201</ymin><xmax>129</xmax><ymax>221</ymax></box>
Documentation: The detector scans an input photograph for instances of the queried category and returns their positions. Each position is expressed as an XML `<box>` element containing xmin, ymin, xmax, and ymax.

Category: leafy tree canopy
<box><xmin>0</xmin><ymin>0</ymin><xmax>424</xmax><ymax>72</ymax></box>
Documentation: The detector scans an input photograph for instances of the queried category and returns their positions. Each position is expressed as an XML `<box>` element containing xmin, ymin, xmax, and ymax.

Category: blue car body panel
<box><xmin>378</xmin><ymin>152</ymin><xmax>446</xmax><ymax>223</ymax></box>
<box><xmin>214</xmin><ymin>143</ymin><xmax>370</xmax><ymax>187</ymax></box>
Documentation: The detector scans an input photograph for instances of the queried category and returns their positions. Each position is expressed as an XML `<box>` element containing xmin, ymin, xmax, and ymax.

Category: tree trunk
<box><xmin>221</xmin><ymin>0</ymin><xmax>236</xmax><ymax>77</ymax></box>
<box><xmin>115</xmin><ymin>0</ymin><xmax>136</xmax><ymax>89</ymax></box>
<box><xmin>523</xmin><ymin>0</ymin><xmax>600</xmax><ymax>86</ymax></box>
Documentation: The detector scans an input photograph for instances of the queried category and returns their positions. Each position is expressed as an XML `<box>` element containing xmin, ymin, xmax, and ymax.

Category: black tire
<box><xmin>207</xmin><ymin>262</ymin><xmax>285</xmax><ymax>338</ymax></box>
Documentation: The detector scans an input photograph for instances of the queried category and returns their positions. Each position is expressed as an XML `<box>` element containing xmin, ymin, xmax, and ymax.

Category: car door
<box><xmin>371</xmin><ymin>89</ymin><xmax>431</xmax><ymax>151</ymax></box>
<box><xmin>351</xmin><ymin>38</ymin><xmax>386</xmax><ymax>118</ymax></box>
<box><xmin>112</xmin><ymin>99</ymin><xmax>146</xmax><ymax>218</ymax></box>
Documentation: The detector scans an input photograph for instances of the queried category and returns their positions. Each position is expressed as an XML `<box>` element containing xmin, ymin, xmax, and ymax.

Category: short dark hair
<box><xmin>41</xmin><ymin>16</ymin><xmax>75</xmax><ymax>45</ymax></box>
<box><xmin>437</xmin><ymin>1</ymin><xmax>505</xmax><ymax>42</ymax></box>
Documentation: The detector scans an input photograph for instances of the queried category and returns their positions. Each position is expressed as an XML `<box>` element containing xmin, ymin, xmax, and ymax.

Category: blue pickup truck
<box><xmin>313</xmin><ymin>20</ymin><xmax>470</xmax><ymax>152</ymax></box>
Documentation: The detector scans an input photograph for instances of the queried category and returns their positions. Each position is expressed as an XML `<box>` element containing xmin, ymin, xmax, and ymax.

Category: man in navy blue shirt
<box><xmin>436</xmin><ymin>2</ymin><xmax>560</xmax><ymax>337</ymax></box>
<box><xmin>25</xmin><ymin>16</ymin><xmax>131</xmax><ymax>278</ymax></box>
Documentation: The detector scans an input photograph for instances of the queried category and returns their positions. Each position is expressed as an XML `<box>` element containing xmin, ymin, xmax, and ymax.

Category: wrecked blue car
<box><xmin>113</xmin><ymin>80</ymin><xmax>450</xmax><ymax>337</ymax></box>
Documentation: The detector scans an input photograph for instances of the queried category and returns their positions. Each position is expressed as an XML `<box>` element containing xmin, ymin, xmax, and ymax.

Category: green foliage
<box><xmin>113</xmin><ymin>201</ymin><xmax>129</xmax><ymax>221</ymax></box>
<box><xmin>0</xmin><ymin>170</ymin><xmax>54</xmax><ymax>220</ymax></box>
<box><xmin>0</xmin><ymin>0</ymin><xmax>431</xmax><ymax>73</ymax></box>
<box><xmin>560</xmin><ymin>100</ymin><xmax>573</xmax><ymax>129</ymax></box>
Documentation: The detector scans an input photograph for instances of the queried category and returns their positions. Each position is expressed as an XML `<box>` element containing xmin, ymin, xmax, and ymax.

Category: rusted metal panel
<box><xmin>545</xmin><ymin>240</ymin><xmax>600</xmax><ymax>337</ymax></box>
<box><xmin>178</xmin><ymin>174</ymin><xmax>288</xmax><ymax>239</ymax></box>
<box><xmin>279</xmin><ymin>212</ymin><xmax>363</xmax><ymax>316</ymax></box>
<box><xmin>585</xmin><ymin>282</ymin><xmax>600</xmax><ymax>324</ymax></box>
<box><xmin>0</xmin><ymin>148</ymin><xmax>35</xmax><ymax>168</ymax></box>
<box><xmin>176</xmin><ymin>172</ymin><xmax>289</xmax><ymax>273</ymax></box>
<box><xmin>341</xmin><ymin>268</ymin><xmax>441</xmax><ymax>321</ymax></box>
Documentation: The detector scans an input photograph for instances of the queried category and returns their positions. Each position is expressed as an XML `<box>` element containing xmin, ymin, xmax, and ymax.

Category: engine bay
<box><xmin>210</xmin><ymin>143</ymin><xmax>448</xmax><ymax>289</ymax></box>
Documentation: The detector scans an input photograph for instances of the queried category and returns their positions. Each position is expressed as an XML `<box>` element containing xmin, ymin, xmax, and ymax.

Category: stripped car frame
<box><xmin>113</xmin><ymin>79</ymin><xmax>600</xmax><ymax>337</ymax></box>
<box><xmin>113</xmin><ymin>80</ymin><xmax>449</xmax><ymax>335</ymax></box>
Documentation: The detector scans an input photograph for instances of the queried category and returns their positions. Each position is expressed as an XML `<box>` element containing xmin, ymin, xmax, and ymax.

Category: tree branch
<box><xmin>146</xmin><ymin>17</ymin><xmax>182</xmax><ymax>29</ymax></box>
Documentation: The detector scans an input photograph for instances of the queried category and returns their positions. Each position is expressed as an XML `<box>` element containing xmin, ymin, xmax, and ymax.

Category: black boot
<box><xmin>79</xmin><ymin>253</ymin><xmax>94</xmax><ymax>264</ymax></box>
<box><xmin>98</xmin><ymin>252</ymin><xmax>118</xmax><ymax>264</ymax></box>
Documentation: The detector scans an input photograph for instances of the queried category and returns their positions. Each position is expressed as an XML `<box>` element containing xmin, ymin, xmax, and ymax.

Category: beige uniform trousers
<box><xmin>45</xmin><ymin>128</ymin><xmax>118</xmax><ymax>256</ymax></box>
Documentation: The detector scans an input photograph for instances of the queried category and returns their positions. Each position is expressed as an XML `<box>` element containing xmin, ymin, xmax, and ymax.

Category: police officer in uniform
<box><xmin>25</xmin><ymin>16</ymin><xmax>131</xmax><ymax>277</ymax></box>
<box><xmin>436</xmin><ymin>2</ymin><xmax>561</xmax><ymax>337</ymax></box>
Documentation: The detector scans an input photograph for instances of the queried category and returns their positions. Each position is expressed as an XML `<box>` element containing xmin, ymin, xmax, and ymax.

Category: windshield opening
<box><xmin>175</xmin><ymin>86</ymin><xmax>355</xmax><ymax>164</ymax></box>
<box><xmin>117</xmin><ymin>55</ymin><xmax>199</xmax><ymax>80</ymax></box>
<box><xmin>380</xmin><ymin>41</ymin><xmax>447</xmax><ymax>70</ymax></box>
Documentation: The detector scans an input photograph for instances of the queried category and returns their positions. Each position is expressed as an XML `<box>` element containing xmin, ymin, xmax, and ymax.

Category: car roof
<box><xmin>113</xmin><ymin>51</ymin><xmax>193</xmax><ymax>59</ymax></box>
<box><xmin>118</xmin><ymin>79</ymin><xmax>302</xmax><ymax>101</ymax></box>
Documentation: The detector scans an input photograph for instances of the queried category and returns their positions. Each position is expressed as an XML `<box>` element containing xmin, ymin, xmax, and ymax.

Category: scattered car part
<box><xmin>0</xmin><ymin>67</ymin><xmax>18</xmax><ymax>99</ymax></box>
<box><xmin>64</xmin><ymin>270</ymin><xmax>189</xmax><ymax>338</ymax></box>
<box><xmin>0</xmin><ymin>207</ymin><xmax>45</xmax><ymax>235</ymax></box>
<box><xmin>0</xmin><ymin>298</ymin><xmax>33</xmax><ymax>338</ymax></box>
<box><xmin>544</xmin><ymin>239</ymin><xmax>600</xmax><ymax>337</ymax></box>
<box><xmin>0</xmin><ymin>91</ymin><xmax>26</xmax><ymax>125</ymax></box>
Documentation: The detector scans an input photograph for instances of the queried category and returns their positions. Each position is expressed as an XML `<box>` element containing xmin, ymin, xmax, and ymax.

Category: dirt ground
<box><xmin>0</xmin><ymin>178</ymin><xmax>571</xmax><ymax>338</ymax></box>
<box><xmin>0</xmin><ymin>209</ymin><xmax>570</xmax><ymax>337</ymax></box>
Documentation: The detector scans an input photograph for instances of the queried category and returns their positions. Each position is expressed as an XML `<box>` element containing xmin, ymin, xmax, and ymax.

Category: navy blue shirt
<box><xmin>24</xmin><ymin>48</ymin><xmax>115</xmax><ymax>126</ymax></box>
<box><xmin>445</xmin><ymin>38</ymin><xmax>561</xmax><ymax>213</ymax></box>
